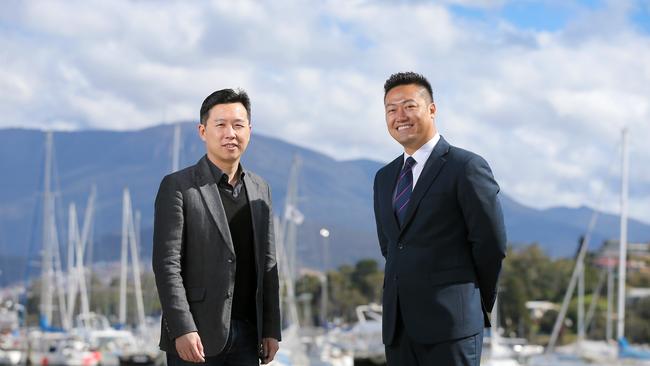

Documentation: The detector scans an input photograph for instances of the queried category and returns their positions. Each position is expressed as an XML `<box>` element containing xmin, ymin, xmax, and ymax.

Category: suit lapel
<box><xmin>242</xmin><ymin>172</ymin><xmax>261</xmax><ymax>271</ymax></box>
<box><xmin>400</xmin><ymin>137</ymin><xmax>450</xmax><ymax>233</ymax></box>
<box><xmin>195</xmin><ymin>156</ymin><xmax>235</xmax><ymax>255</ymax></box>
<box><xmin>381</xmin><ymin>156</ymin><xmax>403</xmax><ymax>240</ymax></box>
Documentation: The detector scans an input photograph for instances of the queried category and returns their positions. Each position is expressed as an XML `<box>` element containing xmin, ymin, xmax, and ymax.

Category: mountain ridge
<box><xmin>1</xmin><ymin>123</ymin><xmax>649</xmax><ymax>286</ymax></box>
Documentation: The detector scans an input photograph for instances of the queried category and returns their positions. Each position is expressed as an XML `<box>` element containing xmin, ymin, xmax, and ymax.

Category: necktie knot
<box><xmin>404</xmin><ymin>156</ymin><xmax>416</xmax><ymax>170</ymax></box>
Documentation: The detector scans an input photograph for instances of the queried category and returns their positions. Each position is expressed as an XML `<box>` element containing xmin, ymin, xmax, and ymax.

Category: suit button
<box><xmin>398</xmin><ymin>243</ymin><xmax>404</xmax><ymax>249</ymax></box>
<box><xmin>227</xmin><ymin>258</ymin><xmax>233</xmax><ymax>263</ymax></box>
<box><xmin>226</xmin><ymin>291</ymin><xmax>232</xmax><ymax>298</ymax></box>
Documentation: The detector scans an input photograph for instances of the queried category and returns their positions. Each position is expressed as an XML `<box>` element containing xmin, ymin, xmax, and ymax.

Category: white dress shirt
<box><xmin>403</xmin><ymin>133</ymin><xmax>440</xmax><ymax>189</ymax></box>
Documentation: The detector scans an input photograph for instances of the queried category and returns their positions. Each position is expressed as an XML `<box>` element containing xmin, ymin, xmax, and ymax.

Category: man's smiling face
<box><xmin>199</xmin><ymin>102</ymin><xmax>251</xmax><ymax>165</ymax></box>
<box><xmin>384</xmin><ymin>84</ymin><xmax>436</xmax><ymax>155</ymax></box>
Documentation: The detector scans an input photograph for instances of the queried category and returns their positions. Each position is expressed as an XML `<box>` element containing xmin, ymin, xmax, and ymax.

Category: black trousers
<box><xmin>166</xmin><ymin>319</ymin><xmax>259</xmax><ymax>366</ymax></box>
<box><xmin>385</xmin><ymin>308</ymin><xmax>483</xmax><ymax>366</ymax></box>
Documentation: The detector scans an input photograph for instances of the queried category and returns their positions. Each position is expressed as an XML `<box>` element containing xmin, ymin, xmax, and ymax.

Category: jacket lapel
<box><xmin>400</xmin><ymin>136</ymin><xmax>450</xmax><ymax>233</ymax></box>
<box><xmin>381</xmin><ymin>156</ymin><xmax>403</xmax><ymax>241</ymax></box>
<box><xmin>195</xmin><ymin>156</ymin><xmax>235</xmax><ymax>255</ymax></box>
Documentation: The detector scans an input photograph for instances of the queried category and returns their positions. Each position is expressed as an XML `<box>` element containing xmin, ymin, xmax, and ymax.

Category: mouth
<box><xmin>223</xmin><ymin>143</ymin><xmax>239</xmax><ymax>150</ymax></box>
<box><xmin>395</xmin><ymin>124</ymin><xmax>413</xmax><ymax>131</ymax></box>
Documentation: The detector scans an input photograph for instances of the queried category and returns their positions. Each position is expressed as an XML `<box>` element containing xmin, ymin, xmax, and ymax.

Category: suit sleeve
<box><xmin>457</xmin><ymin>156</ymin><xmax>507</xmax><ymax>314</ymax></box>
<box><xmin>152</xmin><ymin>175</ymin><xmax>197</xmax><ymax>340</ymax></box>
<box><xmin>262</xmin><ymin>183</ymin><xmax>282</xmax><ymax>340</ymax></box>
<box><xmin>373</xmin><ymin>172</ymin><xmax>389</xmax><ymax>258</ymax></box>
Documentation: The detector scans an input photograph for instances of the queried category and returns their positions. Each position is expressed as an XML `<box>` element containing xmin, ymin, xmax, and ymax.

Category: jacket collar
<box><xmin>194</xmin><ymin>155</ymin><xmax>235</xmax><ymax>255</ymax></box>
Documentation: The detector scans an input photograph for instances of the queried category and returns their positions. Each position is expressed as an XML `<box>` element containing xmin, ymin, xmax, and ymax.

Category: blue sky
<box><xmin>452</xmin><ymin>0</ymin><xmax>649</xmax><ymax>32</ymax></box>
<box><xmin>1</xmin><ymin>0</ymin><xmax>650</xmax><ymax>224</ymax></box>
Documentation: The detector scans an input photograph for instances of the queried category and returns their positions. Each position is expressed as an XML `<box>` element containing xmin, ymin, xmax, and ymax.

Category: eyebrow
<box><xmin>385</xmin><ymin>99</ymin><xmax>418</xmax><ymax>108</ymax></box>
<box><xmin>213</xmin><ymin>118</ymin><xmax>248</xmax><ymax>123</ymax></box>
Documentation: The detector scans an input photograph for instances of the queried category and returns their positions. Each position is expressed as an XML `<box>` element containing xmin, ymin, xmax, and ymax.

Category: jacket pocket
<box><xmin>186</xmin><ymin>287</ymin><xmax>206</xmax><ymax>302</ymax></box>
<box><xmin>430</xmin><ymin>267</ymin><xmax>476</xmax><ymax>286</ymax></box>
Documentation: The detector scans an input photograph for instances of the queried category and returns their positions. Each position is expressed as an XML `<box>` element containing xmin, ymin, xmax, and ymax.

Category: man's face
<box><xmin>384</xmin><ymin>84</ymin><xmax>436</xmax><ymax>154</ymax></box>
<box><xmin>198</xmin><ymin>103</ymin><xmax>251</xmax><ymax>165</ymax></box>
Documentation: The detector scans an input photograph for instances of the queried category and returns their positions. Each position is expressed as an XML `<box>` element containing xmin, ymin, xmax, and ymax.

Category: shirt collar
<box><xmin>404</xmin><ymin>132</ymin><xmax>440</xmax><ymax>166</ymax></box>
<box><xmin>206</xmin><ymin>156</ymin><xmax>245</xmax><ymax>185</ymax></box>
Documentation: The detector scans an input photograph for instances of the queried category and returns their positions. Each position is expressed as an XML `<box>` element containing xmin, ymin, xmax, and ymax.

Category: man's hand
<box><xmin>260</xmin><ymin>337</ymin><xmax>279</xmax><ymax>364</ymax></box>
<box><xmin>175</xmin><ymin>332</ymin><xmax>205</xmax><ymax>363</ymax></box>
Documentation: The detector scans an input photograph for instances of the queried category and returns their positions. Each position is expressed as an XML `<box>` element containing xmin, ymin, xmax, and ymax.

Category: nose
<box><xmin>224</xmin><ymin>125</ymin><xmax>236</xmax><ymax>138</ymax></box>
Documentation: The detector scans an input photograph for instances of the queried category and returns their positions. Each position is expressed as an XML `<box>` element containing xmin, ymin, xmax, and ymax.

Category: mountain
<box><xmin>1</xmin><ymin>123</ymin><xmax>649</xmax><ymax>285</ymax></box>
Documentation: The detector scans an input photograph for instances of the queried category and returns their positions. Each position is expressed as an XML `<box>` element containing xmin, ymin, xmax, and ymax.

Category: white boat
<box><xmin>0</xmin><ymin>300</ymin><xmax>25</xmax><ymax>365</ymax></box>
<box><xmin>71</xmin><ymin>313</ymin><xmax>159</xmax><ymax>366</ymax></box>
<box><xmin>0</xmin><ymin>333</ymin><xmax>25</xmax><ymax>365</ymax></box>
<box><xmin>27</xmin><ymin>331</ymin><xmax>101</xmax><ymax>366</ymax></box>
<box><xmin>481</xmin><ymin>295</ymin><xmax>526</xmax><ymax>366</ymax></box>
<box><xmin>333</xmin><ymin>303</ymin><xmax>384</xmax><ymax>365</ymax></box>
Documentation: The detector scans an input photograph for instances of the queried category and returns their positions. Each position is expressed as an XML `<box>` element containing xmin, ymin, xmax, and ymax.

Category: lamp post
<box><xmin>319</xmin><ymin>228</ymin><xmax>330</xmax><ymax>328</ymax></box>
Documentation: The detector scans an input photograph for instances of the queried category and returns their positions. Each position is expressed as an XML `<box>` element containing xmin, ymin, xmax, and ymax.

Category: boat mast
<box><xmin>617</xmin><ymin>128</ymin><xmax>629</xmax><ymax>340</ymax></box>
<box><xmin>66</xmin><ymin>202</ymin><xmax>80</xmax><ymax>323</ymax></box>
<box><xmin>65</xmin><ymin>187</ymin><xmax>96</xmax><ymax>323</ymax></box>
<box><xmin>119</xmin><ymin>188</ymin><xmax>146</xmax><ymax>327</ymax></box>
<box><xmin>129</xmin><ymin>205</ymin><xmax>146</xmax><ymax>328</ymax></box>
<box><xmin>282</xmin><ymin>155</ymin><xmax>302</xmax><ymax>280</ymax></box>
<box><xmin>41</xmin><ymin>131</ymin><xmax>55</xmax><ymax>327</ymax></box>
<box><xmin>172</xmin><ymin>123</ymin><xmax>181</xmax><ymax>172</ymax></box>
<box><xmin>119</xmin><ymin>189</ymin><xmax>129</xmax><ymax>325</ymax></box>
<box><xmin>78</xmin><ymin>186</ymin><xmax>96</xmax><ymax>316</ymax></box>
<box><xmin>40</xmin><ymin>131</ymin><xmax>69</xmax><ymax>329</ymax></box>
<box><xmin>578</xmin><ymin>241</ymin><xmax>585</xmax><ymax>343</ymax></box>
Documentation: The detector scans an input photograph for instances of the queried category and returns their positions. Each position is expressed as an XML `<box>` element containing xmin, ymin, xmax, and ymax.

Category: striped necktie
<box><xmin>393</xmin><ymin>156</ymin><xmax>416</xmax><ymax>227</ymax></box>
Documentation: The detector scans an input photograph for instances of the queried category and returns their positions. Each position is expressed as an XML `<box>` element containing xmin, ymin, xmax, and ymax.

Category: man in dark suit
<box><xmin>373</xmin><ymin>72</ymin><xmax>507</xmax><ymax>366</ymax></box>
<box><xmin>153</xmin><ymin>88</ymin><xmax>280</xmax><ymax>365</ymax></box>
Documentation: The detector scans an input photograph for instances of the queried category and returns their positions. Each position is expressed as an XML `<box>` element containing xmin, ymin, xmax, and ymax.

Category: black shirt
<box><xmin>207</xmin><ymin>158</ymin><xmax>257</xmax><ymax>324</ymax></box>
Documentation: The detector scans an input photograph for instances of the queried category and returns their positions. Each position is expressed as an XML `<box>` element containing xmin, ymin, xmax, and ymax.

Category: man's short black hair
<box><xmin>384</xmin><ymin>72</ymin><xmax>434</xmax><ymax>103</ymax></box>
<box><xmin>200</xmin><ymin>88</ymin><xmax>251</xmax><ymax>125</ymax></box>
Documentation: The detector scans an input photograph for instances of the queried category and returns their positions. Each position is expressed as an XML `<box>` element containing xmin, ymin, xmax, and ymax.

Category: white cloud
<box><xmin>1</xmin><ymin>0</ymin><xmax>650</xmax><ymax>224</ymax></box>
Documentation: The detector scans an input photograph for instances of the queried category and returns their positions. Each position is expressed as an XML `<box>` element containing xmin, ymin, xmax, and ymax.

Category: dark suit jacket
<box><xmin>373</xmin><ymin>136</ymin><xmax>506</xmax><ymax>345</ymax></box>
<box><xmin>152</xmin><ymin>155</ymin><xmax>281</xmax><ymax>356</ymax></box>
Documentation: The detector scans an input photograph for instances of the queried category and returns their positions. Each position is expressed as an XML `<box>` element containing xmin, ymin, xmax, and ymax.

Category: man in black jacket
<box><xmin>153</xmin><ymin>88</ymin><xmax>280</xmax><ymax>365</ymax></box>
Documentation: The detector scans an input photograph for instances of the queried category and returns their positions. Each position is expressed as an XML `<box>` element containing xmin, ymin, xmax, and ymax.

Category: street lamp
<box><xmin>319</xmin><ymin>228</ymin><xmax>330</xmax><ymax>327</ymax></box>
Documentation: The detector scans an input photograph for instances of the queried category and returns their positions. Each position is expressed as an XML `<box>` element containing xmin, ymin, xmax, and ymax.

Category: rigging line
<box><xmin>585</xmin><ymin>267</ymin><xmax>607</xmax><ymax>334</ymax></box>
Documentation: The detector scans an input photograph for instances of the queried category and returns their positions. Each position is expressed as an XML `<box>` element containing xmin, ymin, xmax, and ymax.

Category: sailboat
<box><xmin>570</xmin><ymin>128</ymin><xmax>650</xmax><ymax>364</ymax></box>
<box><xmin>26</xmin><ymin>131</ymin><xmax>101</xmax><ymax>366</ymax></box>
<box><xmin>66</xmin><ymin>188</ymin><xmax>162</xmax><ymax>366</ymax></box>
<box><xmin>530</xmin><ymin>128</ymin><xmax>650</xmax><ymax>365</ymax></box>
<box><xmin>613</xmin><ymin>130</ymin><xmax>650</xmax><ymax>362</ymax></box>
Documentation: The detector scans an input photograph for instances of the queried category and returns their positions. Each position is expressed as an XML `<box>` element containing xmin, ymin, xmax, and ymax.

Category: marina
<box><xmin>1</xmin><ymin>127</ymin><xmax>648</xmax><ymax>366</ymax></box>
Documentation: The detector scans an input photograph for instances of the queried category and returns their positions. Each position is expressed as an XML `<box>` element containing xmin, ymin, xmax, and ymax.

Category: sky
<box><xmin>1</xmin><ymin>0</ymin><xmax>650</xmax><ymax>224</ymax></box>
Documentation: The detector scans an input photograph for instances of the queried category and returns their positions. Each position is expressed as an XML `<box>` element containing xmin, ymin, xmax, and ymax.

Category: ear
<box><xmin>429</xmin><ymin>102</ymin><xmax>436</xmax><ymax>119</ymax></box>
<box><xmin>197</xmin><ymin>123</ymin><xmax>207</xmax><ymax>142</ymax></box>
